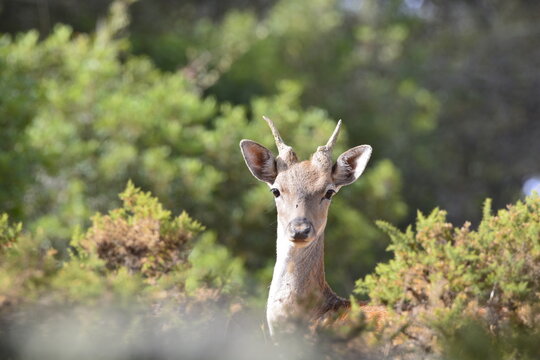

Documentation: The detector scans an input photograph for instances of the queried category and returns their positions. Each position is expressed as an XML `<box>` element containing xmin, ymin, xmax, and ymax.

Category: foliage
<box><xmin>0</xmin><ymin>183</ymin><xmax>253</xmax><ymax>359</ymax></box>
<box><xmin>0</xmin><ymin>222</ymin><xmax>58</xmax><ymax>311</ymax></box>
<box><xmin>2</xmin><ymin>0</ymin><xmax>539</xmax><ymax>227</ymax></box>
<box><xmin>0</xmin><ymin>182</ymin><xmax>245</xmax><ymax>310</ymax></box>
<box><xmin>81</xmin><ymin>181</ymin><xmax>204</xmax><ymax>277</ymax></box>
<box><xmin>0</xmin><ymin>3</ymin><xmax>405</xmax><ymax>295</ymax></box>
<box><xmin>0</xmin><ymin>214</ymin><xmax>21</xmax><ymax>254</ymax></box>
<box><xmin>355</xmin><ymin>195</ymin><xmax>540</xmax><ymax>357</ymax></box>
<box><xmin>128</xmin><ymin>0</ymin><xmax>539</xmax><ymax>226</ymax></box>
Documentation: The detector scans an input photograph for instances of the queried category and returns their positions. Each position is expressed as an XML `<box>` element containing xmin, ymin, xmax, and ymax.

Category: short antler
<box><xmin>313</xmin><ymin>120</ymin><xmax>342</xmax><ymax>168</ymax></box>
<box><xmin>263</xmin><ymin>116</ymin><xmax>289</xmax><ymax>154</ymax></box>
<box><xmin>262</xmin><ymin>116</ymin><xmax>297</xmax><ymax>167</ymax></box>
<box><xmin>320</xmin><ymin>119</ymin><xmax>341</xmax><ymax>153</ymax></box>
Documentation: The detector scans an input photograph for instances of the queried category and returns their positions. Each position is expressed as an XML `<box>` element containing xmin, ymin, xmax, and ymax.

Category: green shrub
<box><xmin>0</xmin><ymin>183</ymin><xmax>245</xmax><ymax>309</ymax></box>
<box><xmin>80</xmin><ymin>181</ymin><xmax>203</xmax><ymax>277</ymax></box>
<box><xmin>0</xmin><ymin>216</ymin><xmax>58</xmax><ymax>311</ymax></box>
<box><xmin>355</xmin><ymin>195</ymin><xmax>540</xmax><ymax>357</ymax></box>
<box><xmin>0</xmin><ymin>183</ymin><xmax>253</xmax><ymax>360</ymax></box>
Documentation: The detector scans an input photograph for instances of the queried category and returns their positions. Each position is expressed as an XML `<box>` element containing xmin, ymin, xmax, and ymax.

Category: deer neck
<box><xmin>266</xmin><ymin>223</ymin><xmax>330</xmax><ymax>334</ymax></box>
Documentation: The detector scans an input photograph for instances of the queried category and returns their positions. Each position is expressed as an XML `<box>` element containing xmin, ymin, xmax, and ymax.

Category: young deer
<box><xmin>240</xmin><ymin>117</ymin><xmax>385</xmax><ymax>337</ymax></box>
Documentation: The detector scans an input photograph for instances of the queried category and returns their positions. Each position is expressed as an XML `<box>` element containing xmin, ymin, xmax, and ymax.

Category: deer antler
<box><xmin>313</xmin><ymin>120</ymin><xmax>342</xmax><ymax>168</ymax></box>
<box><xmin>263</xmin><ymin>116</ymin><xmax>289</xmax><ymax>155</ymax></box>
<box><xmin>263</xmin><ymin>116</ymin><xmax>297</xmax><ymax>167</ymax></box>
<box><xmin>321</xmin><ymin>119</ymin><xmax>342</xmax><ymax>153</ymax></box>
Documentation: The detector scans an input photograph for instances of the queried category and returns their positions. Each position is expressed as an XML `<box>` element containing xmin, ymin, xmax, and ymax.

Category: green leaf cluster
<box><xmin>0</xmin><ymin>214</ymin><xmax>21</xmax><ymax>254</ymax></box>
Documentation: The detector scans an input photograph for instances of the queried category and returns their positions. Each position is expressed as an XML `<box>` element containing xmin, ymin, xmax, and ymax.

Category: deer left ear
<box><xmin>240</xmin><ymin>139</ymin><xmax>278</xmax><ymax>184</ymax></box>
<box><xmin>332</xmin><ymin>145</ymin><xmax>372</xmax><ymax>187</ymax></box>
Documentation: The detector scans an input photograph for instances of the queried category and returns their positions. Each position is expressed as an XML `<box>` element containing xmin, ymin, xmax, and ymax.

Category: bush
<box><xmin>0</xmin><ymin>182</ymin><xmax>245</xmax><ymax>309</ymax></box>
<box><xmin>81</xmin><ymin>181</ymin><xmax>203</xmax><ymax>277</ymax></box>
<box><xmin>355</xmin><ymin>195</ymin><xmax>540</xmax><ymax>357</ymax></box>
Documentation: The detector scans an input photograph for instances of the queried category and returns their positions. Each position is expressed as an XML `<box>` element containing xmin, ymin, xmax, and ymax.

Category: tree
<box><xmin>0</xmin><ymin>2</ymin><xmax>406</xmax><ymax>294</ymax></box>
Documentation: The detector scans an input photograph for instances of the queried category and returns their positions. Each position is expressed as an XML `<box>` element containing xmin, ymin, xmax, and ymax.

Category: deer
<box><xmin>240</xmin><ymin>116</ymin><xmax>387</xmax><ymax>338</ymax></box>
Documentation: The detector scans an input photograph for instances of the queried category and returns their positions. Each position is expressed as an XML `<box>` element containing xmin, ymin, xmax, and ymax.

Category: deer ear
<box><xmin>240</xmin><ymin>140</ymin><xmax>278</xmax><ymax>184</ymax></box>
<box><xmin>332</xmin><ymin>145</ymin><xmax>372</xmax><ymax>187</ymax></box>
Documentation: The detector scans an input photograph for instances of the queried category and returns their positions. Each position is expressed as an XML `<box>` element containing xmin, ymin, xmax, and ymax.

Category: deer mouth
<box><xmin>289</xmin><ymin>233</ymin><xmax>314</xmax><ymax>246</ymax></box>
<box><xmin>289</xmin><ymin>234</ymin><xmax>314</xmax><ymax>247</ymax></box>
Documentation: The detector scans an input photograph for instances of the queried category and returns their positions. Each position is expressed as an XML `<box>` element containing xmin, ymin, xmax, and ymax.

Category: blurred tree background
<box><xmin>1</xmin><ymin>0</ymin><xmax>539</xmax><ymax>297</ymax></box>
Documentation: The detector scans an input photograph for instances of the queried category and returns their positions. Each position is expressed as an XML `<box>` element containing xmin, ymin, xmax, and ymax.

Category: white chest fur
<box><xmin>266</xmin><ymin>234</ymin><xmax>328</xmax><ymax>336</ymax></box>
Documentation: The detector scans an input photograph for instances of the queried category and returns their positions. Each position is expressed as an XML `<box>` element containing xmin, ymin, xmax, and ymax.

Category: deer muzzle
<box><xmin>287</xmin><ymin>217</ymin><xmax>313</xmax><ymax>242</ymax></box>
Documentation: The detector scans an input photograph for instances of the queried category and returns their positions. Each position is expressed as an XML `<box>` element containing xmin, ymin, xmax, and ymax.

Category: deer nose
<box><xmin>288</xmin><ymin>217</ymin><xmax>312</xmax><ymax>241</ymax></box>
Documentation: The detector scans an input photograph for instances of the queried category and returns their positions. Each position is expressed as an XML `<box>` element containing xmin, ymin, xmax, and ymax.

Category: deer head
<box><xmin>240</xmin><ymin>117</ymin><xmax>372</xmax><ymax>248</ymax></box>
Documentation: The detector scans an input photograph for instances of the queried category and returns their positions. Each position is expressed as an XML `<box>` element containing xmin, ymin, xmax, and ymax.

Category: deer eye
<box><xmin>270</xmin><ymin>188</ymin><xmax>281</xmax><ymax>198</ymax></box>
<box><xmin>324</xmin><ymin>189</ymin><xmax>336</xmax><ymax>200</ymax></box>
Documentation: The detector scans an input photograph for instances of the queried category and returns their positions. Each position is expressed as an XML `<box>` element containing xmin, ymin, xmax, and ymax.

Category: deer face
<box><xmin>271</xmin><ymin>161</ymin><xmax>334</xmax><ymax>246</ymax></box>
<box><xmin>240</xmin><ymin>117</ymin><xmax>372</xmax><ymax>248</ymax></box>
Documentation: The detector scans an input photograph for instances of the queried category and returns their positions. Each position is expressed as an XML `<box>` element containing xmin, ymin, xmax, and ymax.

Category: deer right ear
<box><xmin>240</xmin><ymin>140</ymin><xmax>278</xmax><ymax>184</ymax></box>
<box><xmin>332</xmin><ymin>145</ymin><xmax>372</xmax><ymax>187</ymax></box>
